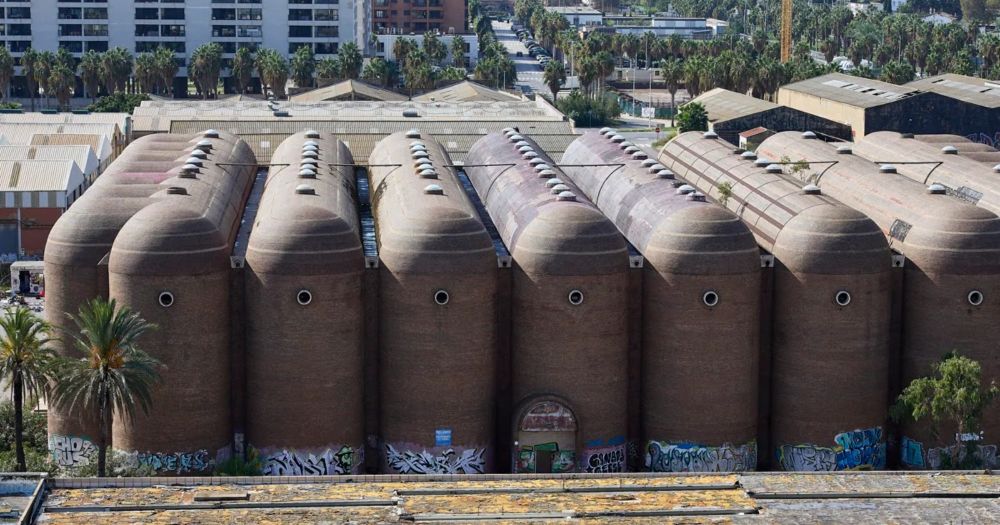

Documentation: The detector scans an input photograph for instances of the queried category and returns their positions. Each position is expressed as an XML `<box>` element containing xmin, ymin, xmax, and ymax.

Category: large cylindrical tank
<box><xmin>759</xmin><ymin>131</ymin><xmax>1000</xmax><ymax>470</ymax></box>
<box><xmin>245</xmin><ymin>131</ymin><xmax>365</xmax><ymax>475</ymax></box>
<box><xmin>562</xmin><ymin>130</ymin><xmax>761</xmax><ymax>472</ymax></box>
<box><xmin>369</xmin><ymin>130</ymin><xmax>497</xmax><ymax>474</ymax></box>
<box><xmin>663</xmin><ymin>131</ymin><xmax>893</xmax><ymax>471</ymax></box>
<box><xmin>108</xmin><ymin>131</ymin><xmax>256</xmax><ymax>475</ymax></box>
<box><xmin>44</xmin><ymin>131</ymin><xmax>234</xmax><ymax>470</ymax></box>
<box><xmin>466</xmin><ymin>131</ymin><xmax>629</xmax><ymax>474</ymax></box>
<box><xmin>855</xmin><ymin>132</ymin><xmax>1000</xmax><ymax>215</ymax></box>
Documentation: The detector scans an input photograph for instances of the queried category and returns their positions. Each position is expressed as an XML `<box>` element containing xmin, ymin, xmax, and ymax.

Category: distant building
<box><xmin>372</xmin><ymin>0</ymin><xmax>467</xmax><ymax>35</ymax></box>
<box><xmin>923</xmin><ymin>12</ymin><xmax>958</xmax><ymax>25</ymax></box>
<box><xmin>0</xmin><ymin>159</ymin><xmax>85</xmax><ymax>257</ymax></box>
<box><xmin>291</xmin><ymin>80</ymin><xmax>409</xmax><ymax>103</ymax></box>
<box><xmin>545</xmin><ymin>6</ymin><xmax>604</xmax><ymax>27</ymax></box>
<box><xmin>588</xmin><ymin>16</ymin><xmax>716</xmax><ymax>39</ymax></box>
<box><xmin>906</xmin><ymin>73</ymin><xmax>1000</xmax><ymax>144</ymax></box>
<box><xmin>691</xmin><ymin>88</ymin><xmax>852</xmax><ymax>145</ymax></box>
<box><xmin>374</xmin><ymin>33</ymin><xmax>479</xmax><ymax>66</ymax></box>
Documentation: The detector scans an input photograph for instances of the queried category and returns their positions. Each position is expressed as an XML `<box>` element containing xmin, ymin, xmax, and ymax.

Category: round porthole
<box><xmin>968</xmin><ymin>290</ymin><xmax>984</xmax><ymax>306</ymax></box>
<box><xmin>702</xmin><ymin>290</ymin><xmax>719</xmax><ymax>307</ymax></box>
<box><xmin>297</xmin><ymin>289</ymin><xmax>313</xmax><ymax>306</ymax></box>
<box><xmin>158</xmin><ymin>291</ymin><xmax>174</xmax><ymax>308</ymax></box>
<box><xmin>434</xmin><ymin>290</ymin><xmax>450</xmax><ymax>305</ymax></box>
<box><xmin>568</xmin><ymin>289</ymin><xmax>584</xmax><ymax>306</ymax></box>
<box><xmin>835</xmin><ymin>290</ymin><xmax>852</xmax><ymax>307</ymax></box>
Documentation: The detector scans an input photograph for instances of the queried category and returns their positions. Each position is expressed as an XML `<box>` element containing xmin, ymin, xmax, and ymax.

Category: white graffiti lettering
<box><xmin>128</xmin><ymin>450</ymin><xmax>211</xmax><ymax>473</ymax></box>
<box><xmin>262</xmin><ymin>446</ymin><xmax>359</xmax><ymax>476</ymax></box>
<box><xmin>926</xmin><ymin>444</ymin><xmax>999</xmax><ymax>469</ymax></box>
<box><xmin>777</xmin><ymin>427</ymin><xmax>886</xmax><ymax>471</ymax></box>
<box><xmin>777</xmin><ymin>444</ymin><xmax>838</xmax><ymax>471</ymax></box>
<box><xmin>385</xmin><ymin>444</ymin><xmax>486</xmax><ymax>474</ymax></box>
<box><xmin>584</xmin><ymin>445</ymin><xmax>626</xmax><ymax>473</ymax></box>
<box><xmin>645</xmin><ymin>440</ymin><xmax>757</xmax><ymax>472</ymax></box>
<box><xmin>49</xmin><ymin>434</ymin><xmax>97</xmax><ymax>468</ymax></box>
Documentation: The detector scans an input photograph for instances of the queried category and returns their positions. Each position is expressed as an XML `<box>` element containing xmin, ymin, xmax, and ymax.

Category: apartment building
<box><xmin>372</xmin><ymin>0</ymin><xmax>466</xmax><ymax>36</ymax></box>
<box><xmin>2</xmin><ymin>0</ymin><xmax>368</xmax><ymax>95</ymax></box>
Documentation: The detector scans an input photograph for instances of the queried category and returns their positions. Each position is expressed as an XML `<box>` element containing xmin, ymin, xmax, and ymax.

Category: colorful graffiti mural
<box><xmin>384</xmin><ymin>444</ymin><xmax>487</xmax><ymax>474</ymax></box>
<box><xmin>776</xmin><ymin>427</ymin><xmax>886</xmax><ymax>471</ymax></box>
<box><xmin>261</xmin><ymin>445</ymin><xmax>361</xmax><ymax>476</ymax></box>
<box><xmin>582</xmin><ymin>436</ymin><xmax>626</xmax><ymax>473</ymax></box>
<box><xmin>645</xmin><ymin>440</ymin><xmax>757</xmax><ymax>472</ymax></box>
<box><xmin>125</xmin><ymin>449</ymin><xmax>212</xmax><ymax>474</ymax></box>
<box><xmin>517</xmin><ymin>442</ymin><xmax>575</xmax><ymax>473</ymax></box>
<box><xmin>901</xmin><ymin>436</ymin><xmax>999</xmax><ymax>469</ymax></box>
<box><xmin>48</xmin><ymin>434</ymin><xmax>97</xmax><ymax>468</ymax></box>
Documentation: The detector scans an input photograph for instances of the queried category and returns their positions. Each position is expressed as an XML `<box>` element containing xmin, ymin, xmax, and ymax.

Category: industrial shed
<box><xmin>691</xmin><ymin>88</ymin><xmax>851</xmax><ymax>144</ymax></box>
<box><xmin>0</xmin><ymin>159</ymin><xmax>85</xmax><ymax>257</ymax></box>
<box><xmin>29</xmin><ymin>133</ymin><xmax>115</xmax><ymax>169</ymax></box>
<box><xmin>906</xmin><ymin>73</ymin><xmax>1000</xmax><ymax>145</ymax></box>
<box><xmin>290</xmin><ymin>79</ymin><xmax>409</xmax><ymax>102</ymax></box>
<box><xmin>0</xmin><ymin>145</ymin><xmax>101</xmax><ymax>185</ymax></box>
<box><xmin>414</xmin><ymin>81</ymin><xmax>524</xmax><ymax>103</ymax></box>
<box><xmin>777</xmin><ymin>73</ymin><xmax>976</xmax><ymax>138</ymax></box>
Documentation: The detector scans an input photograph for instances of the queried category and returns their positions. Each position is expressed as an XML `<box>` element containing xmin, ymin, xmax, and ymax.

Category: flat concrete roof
<box><xmin>908</xmin><ymin>73</ymin><xmax>1000</xmax><ymax>108</ymax></box>
<box><xmin>780</xmin><ymin>72</ymin><xmax>921</xmax><ymax>108</ymax></box>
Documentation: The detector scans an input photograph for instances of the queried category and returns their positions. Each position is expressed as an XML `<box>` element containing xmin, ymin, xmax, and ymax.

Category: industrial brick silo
<box><xmin>245</xmin><ymin>131</ymin><xmax>365</xmax><ymax>475</ymax></box>
<box><xmin>662</xmin><ymin>131</ymin><xmax>893</xmax><ymax>471</ymax></box>
<box><xmin>466</xmin><ymin>131</ymin><xmax>629</xmax><ymax>474</ymax></box>
<box><xmin>369</xmin><ymin>130</ymin><xmax>497</xmax><ymax>474</ymax></box>
<box><xmin>855</xmin><ymin>132</ymin><xmax>1000</xmax><ymax>215</ymax></box>
<box><xmin>759</xmin><ymin>131</ymin><xmax>1000</xmax><ymax>470</ymax></box>
<box><xmin>562</xmin><ymin>130</ymin><xmax>761</xmax><ymax>472</ymax></box>
<box><xmin>44</xmin><ymin>131</ymin><xmax>242</xmax><ymax>471</ymax></box>
<box><xmin>107</xmin><ymin>130</ymin><xmax>257</xmax><ymax>475</ymax></box>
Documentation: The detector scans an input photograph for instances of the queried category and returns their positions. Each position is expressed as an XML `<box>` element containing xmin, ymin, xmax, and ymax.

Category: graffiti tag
<box><xmin>645</xmin><ymin>440</ymin><xmax>757</xmax><ymax>472</ymax></box>
<box><xmin>776</xmin><ymin>426</ymin><xmax>885</xmax><ymax>471</ymax></box>
<box><xmin>385</xmin><ymin>444</ymin><xmax>486</xmax><ymax>474</ymax></box>
<box><xmin>516</xmin><ymin>442</ymin><xmax>574</xmax><ymax>473</ymax></box>
<box><xmin>49</xmin><ymin>434</ymin><xmax>97</xmax><ymax>468</ymax></box>
<box><xmin>131</xmin><ymin>449</ymin><xmax>211</xmax><ymax>473</ymax></box>
<box><xmin>262</xmin><ymin>446</ymin><xmax>359</xmax><ymax>476</ymax></box>
<box><xmin>902</xmin><ymin>435</ymin><xmax>999</xmax><ymax>469</ymax></box>
<box><xmin>583</xmin><ymin>445</ymin><xmax>626</xmax><ymax>473</ymax></box>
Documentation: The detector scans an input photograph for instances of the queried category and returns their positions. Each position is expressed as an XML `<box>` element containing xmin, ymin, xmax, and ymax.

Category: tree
<box><xmin>423</xmin><ymin>32</ymin><xmax>448</xmax><ymax>65</ymax></box>
<box><xmin>0</xmin><ymin>47</ymin><xmax>13</xmax><ymax>101</ymax></box>
<box><xmin>153</xmin><ymin>47</ymin><xmax>178</xmax><ymax>97</ymax></box>
<box><xmin>451</xmin><ymin>36</ymin><xmax>468</xmax><ymax>69</ymax></box>
<box><xmin>231</xmin><ymin>47</ymin><xmax>255</xmax><ymax>95</ymax></box>
<box><xmin>21</xmin><ymin>49</ymin><xmax>40</xmax><ymax>111</ymax></box>
<box><xmin>79</xmin><ymin>50</ymin><xmax>103</xmax><ymax>101</ymax></box>
<box><xmin>133</xmin><ymin>52</ymin><xmax>158</xmax><ymax>94</ymax></box>
<box><xmin>960</xmin><ymin>0</ymin><xmax>987</xmax><ymax>21</ymax></box>
<box><xmin>362</xmin><ymin>57</ymin><xmax>396</xmax><ymax>88</ymax></box>
<box><xmin>32</xmin><ymin>51</ymin><xmax>54</xmax><ymax>108</ymax></box>
<box><xmin>543</xmin><ymin>61</ymin><xmax>566</xmax><ymax>101</ymax></box>
<box><xmin>338</xmin><ymin>42</ymin><xmax>363</xmax><ymax>80</ymax></box>
<box><xmin>189</xmin><ymin>43</ymin><xmax>224</xmax><ymax>99</ymax></box>
<box><xmin>0</xmin><ymin>308</ymin><xmax>56</xmax><ymax>472</ymax></box>
<box><xmin>52</xmin><ymin>298</ymin><xmax>161</xmax><ymax>478</ymax></box>
<box><xmin>316</xmin><ymin>57</ymin><xmax>340</xmax><ymax>86</ymax></box>
<box><xmin>439</xmin><ymin>67</ymin><xmax>468</xmax><ymax>82</ymax></box>
<box><xmin>892</xmin><ymin>353</ymin><xmax>999</xmax><ymax>469</ymax></box>
<box><xmin>879</xmin><ymin>60</ymin><xmax>915</xmax><ymax>84</ymax></box>
<box><xmin>660</xmin><ymin>58</ymin><xmax>683</xmax><ymax>125</ymax></box>
<box><xmin>100</xmin><ymin>48</ymin><xmax>133</xmax><ymax>96</ymax></box>
<box><xmin>676</xmin><ymin>102</ymin><xmax>709</xmax><ymax>133</ymax></box>
<box><xmin>48</xmin><ymin>63</ymin><xmax>76</xmax><ymax>110</ymax></box>
<box><xmin>289</xmin><ymin>45</ymin><xmax>316</xmax><ymax>89</ymax></box>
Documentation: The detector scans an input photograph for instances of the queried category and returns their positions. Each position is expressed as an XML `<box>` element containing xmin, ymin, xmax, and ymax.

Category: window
<box><xmin>7</xmin><ymin>8</ymin><xmax>30</xmax><ymax>19</ymax></box>
<box><xmin>219</xmin><ymin>42</ymin><xmax>236</xmax><ymax>53</ymax></box>
<box><xmin>84</xmin><ymin>8</ymin><xmax>108</xmax><ymax>19</ymax></box>
<box><xmin>315</xmin><ymin>8</ymin><xmax>337</xmax><ymax>20</ymax></box>
<box><xmin>161</xmin><ymin>24</ymin><xmax>185</xmax><ymax>37</ymax></box>
<box><xmin>213</xmin><ymin>25</ymin><xmax>236</xmax><ymax>37</ymax></box>
<box><xmin>60</xmin><ymin>41</ymin><xmax>83</xmax><ymax>53</ymax></box>
<box><xmin>289</xmin><ymin>9</ymin><xmax>312</xmax><ymax>20</ymax></box>
<box><xmin>315</xmin><ymin>25</ymin><xmax>338</xmax><ymax>38</ymax></box>
<box><xmin>160</xmin><ymin>8</ymin><xmax>184</xmax><ymax>19</ymax></box>
<box><xmin>135</xmin><ymin>24</ymin><xmax>159</xmax><ymax>37</ymax></box>
<box><xmin>288</xmin><ymin>42</ymin><xmax>311</xmax><ymax>53</ymax></box>
<box><xmin>237</xmin><ymin>25</ymin><xmax>261</xmax><ymax>37</ymax></box>
<box><xmin>289</xmin><ymin>26</ymin><xmax>312</xmax><ymax>37</ymax></box>
<box><xmin>374</xmin><ymin>9</ymin><xmax>387</xmax><ymax>17</ymax></box>
<box><xmin>86</xmin><ymin>41</ymin><xmax>108</xmax><ymax>52</ymax></box>
<box><xmin>59</xmin><ymin>8</ymin><xmax>82</xmax><ymax>19</ymax></box>
<box><xmin>83</xmin><ymin>24</ymin><xmax>108</xmax><ymax>37</ymax></box>
<box><xmin>7</xmin><ymin>25</ymin><xmax>31</xmax><ymax>37</ymax></box>
<box><xmin>237</xmin><ymin>8</ymin><xmax>261</xmax><ymax>20</ymax></box>
<box><xmin>212</xmin><ymin>8</ymin><xmax>236</xmax><ymax>20</ymax></box>
<box><xmin>59</xmin><ymin>25</ymin><xmax>83</xmax><ymax>37</ymax></box>
<box><xmin>315</xmin><ymin>42</ymin><xmax>338</xmax><ymax>54</ymax></box>
<box><xmin>135</xmin><ymin>8</ymin><xmax>158</xmax><ymax>20</ymax></box>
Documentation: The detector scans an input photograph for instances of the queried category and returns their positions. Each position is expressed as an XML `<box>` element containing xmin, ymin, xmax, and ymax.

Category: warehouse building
<box><xmin>906</xmin><ymin>73</ymin><xmax>1000</xmax><ymax>145</ymax></box>
<box><xmin>0</xmin><ymin>159</ymin><xmax>85</xmax><ymax>257</ymax></box>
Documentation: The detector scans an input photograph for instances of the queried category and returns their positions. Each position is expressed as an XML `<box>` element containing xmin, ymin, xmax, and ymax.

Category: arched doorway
<box><xmin>513</xmin><ymin>398</ymin><xmax>577</xmax><ymax>474</ymax></box>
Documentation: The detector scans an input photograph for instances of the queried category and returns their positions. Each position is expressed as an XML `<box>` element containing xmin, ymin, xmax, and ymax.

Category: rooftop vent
<box><xmin>529</xmin><ymin>158</ymin><xmax>546</xmax><ymax>166</ymax></box>
<box><xmin>403</xmin><ymin>109</ymin><xmax>420</xmax><ymax>117</ymax></box>
<box><xmin>533</xmin><ymin>163</ymin><xmax>551</xmax><ymax>172</ymax></box>
<box><xmin>273</xmin><ymin>110</ymin><xmax>290</xmax><ymax>117</ymax></box>
<box><xmin>602</xmin><ymin>129</ymin><xmax>617</xmax><ymax>137</ymax></box>
<box><xmin>879</xmin><ymin>164</ymin><xmax>897</xmax><ymax>173</ymax></box>
<box><xmin>424</xmin><ymin>184</ymin><xmax>444</xmax><ymax>195</ymax></box>
<box><xmin>641</xmin><ymin>159</ymin><xmax>657</xmax><ymax>167</ymax></box>
<box><xmin>765</xmin><ymin>164</ymin><xmax>783</xmax><ymax>173</ymax></box>
<box><xmin>523</xmin><ymin>151</ymin><xmax>539</xmax><ymax>159</ymax></box>
<box><xmin>203</xmin><ymin>129</ymin><xmax>220</xmax><ymax>139</ymax></box>
<box><xmin>836</xmin><ymin>145</ymin><xmax>852</xmax><ymax>155</ymax></box>
<box><xmin>502</xmin><ymin>127</ymin><xmax>515</xmax><ymax>133</ymax></box>
<box><xmin>753</xmin><ymin>158</ymin><xmax>772</xmax><ymax>167</ymax></box>
<box><xmin>178</xmin><ymin>169</ymin><xmax>197</xmax><ymax>179</ymax></box>
<box><xmin>184</xmin><ymin>157</ymin><xmax>203</xmax><ymax>166</ymax></box>
<box><xmin>295</xmin><ymin>184</ymin><xmax>315</xmax><ymax>195</ymax></box>
<box><xmin>619</xmin><ymin>141</ymin><xmax>634</xmax><ymax>150</ymax></box>
<box><xmin>632</xmin><ymin>152</ymin><xmax>648</xmax><ymax>160</ymax></box>
<box><xmin>624</xmin><ymin>146</ymin><xmax>640</xmax><ymax>154</ymax></box>
<box><xmin>551</xmin><ymin>184</ymin><xmax>571</xmax><ymax>194</ymax></box>
<box><xmin>189</xmin><ymin>150</ymin><xmax>207</xmax><ymax>159</ymax></box>
<box><xmin>412</xmin><ymin>151</ymin><xmax>430</xmax><ymax>159</ymax></box>
<box><xmin>802</xmin><ymin>184</ymin><xmax>821</xmax><ymax>195</ymax></box>
<box><xmin>196</xmin><ymin>140</ymin><xmax>213</xmax><ymax>152</ymax></box>
<box><xmin>537</xmin><ymin>169</ymin><xmax>556</xmax><ymax>177</ymax></box>
<box><xmin>648</xmin><ymin>164</ymin><xmax>666</xmax><ymax>174</ymax></box>
<box><xmin>410</xmin><ymin>140</ymin><xmax>426</xmax><ymax>146</ymax></box>
<box><xmin>703</xmin><ymin>131</ymin><xmax>719</xmax><ymax>139</ymax></box>
<box><xmin>901</xmin><ymin>133</ymin><xmax>914</xmax><ymax>139</ymax></box>
<box><xmin>686</xmin><ymin>191</ymin><xmax>707</xmax><ymax>202</ymax></box>
<box><xmin>301</xmin><ymin>158</ymin><xmax>318</xmax><ymax>166</ymax></box>
<box><xmin>941</xmin><ymin>145</ymin><xmax>959</xmax><ymax>154</ymax></box>
<box><xmin>599</xmin><ymin>127</ymin><xmax>612</xmax><ymax>134</ymax></box>
<box><xmin>656</xmin><ymin>169</ymin><xmax>675</xmax><ymax>179</ymax></box>
<box><xmin>545</xmin><ymin>178</ymin><xmax>564</xmax><ymax>188</ymax></box>
<box><xmin>741</xmin><ymin>151</ymin><xmax>757</xmax><ymax>160</ymax></box>
<box><xmin>509</xmin><ymin>134</ymin><xmax>524</xmax><ymax>142</ymax></box>
<box><xmin>299</xmin><ymin>167</ymin><xmax>317</xmax><ymax>178</ymax></box>
<box><xmin>304</xmin><ymin>130</ymin><xmax>320</xmax><ymax>138</ymax></box>
<box><xmin>515</xmin><ymin>141</ymin><xmax>530</xmax><ymax>148</ymax></box>
<box><xmin>182</xmin><ymin>163</ymin><xmax>200</xmax><ymax>173</ymax></box>
<box><xmin>405</xmin><ymin>129</ymin><xmax>421</xmax><ymax>138</ymax></box>
<box><xmin>556</xmin><ymin>191</ymin><xmax>577</xmax><ymax>201</ymax></box>
<box><xmin>419</xmin><ymin>169</ymin><xmax>438</xmax><ymax>178</ymax></box>
<box><xmin>166</xmin><ymin>186</ymin><xmax>187</xmax><ymax>195</ymax></box>
<box><xmin>610</xmin><ymin>135</ymin><xmax>626</xmax><ymax>143</ymax></box>
<box><xmin>518</xmin><ymin>146</ymin><xmax>534</xmax><ymax>153</ymax></box>
<box><xmin>415</xmin><ymin>160</ymin><xmax>433</xmax><ymax>169</ymax></box>
<box><xmin>994</xmin><ymin>164</ymin><xmax>1000</xmax><ymax>173</ymax></box>
<box><xmin>676</xmin><ymin>184</ymin><xmax>695</xmax><ymax>195</ymax></box>
<box><xmin>801</xmin><ymin>131</ymin><xmax>817</xmax><ymax>139</ymax></box>
<box><xmin>302</xmin><ymin>151</ymin><xmax>318</xmax><ymax>159</ymax></box>
<box><xmin>302</xmin><ymin>145</ymin><xmax>318</xmax><ymax>153</ymax></box>
<box><xmin>927</xmin><ymin>183</ymin><xmax>947</xmax><ymax>194</ymax></box>
<box><xmin>303</xmin><ymin>140</ymin><xmax>319</xmax><ymax>148</ymax></box>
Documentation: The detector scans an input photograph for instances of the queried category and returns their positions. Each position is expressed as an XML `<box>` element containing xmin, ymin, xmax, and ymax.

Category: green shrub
<box><xmin>0</xmin><ymin>402</ymin><xmax>48</xmax><ymax>452</ymax></box>
<box><xmin>213</xmin><ymin>447</ymin><xmax>262</xmax><ymax>476</ymax></box>
<box><xmin>557</xmin><ymin>90</ymin><xmax>621</xmax><ymax>128</ymax></box>
<box><xmin>88</xmin><ymin>92</ymin><xmax>150</xmax><ymax>114</ymax></box>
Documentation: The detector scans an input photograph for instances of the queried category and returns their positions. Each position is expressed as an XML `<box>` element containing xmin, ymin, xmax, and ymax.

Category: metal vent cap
<box><xmin>879</xmin><ymin>164</ymin><xmax>897</xmax><ymax>173</ymax></box>
<box><xmin>802</xmin><ymin>184</ymin><xmax>821</xmax><ymax>195</ymax></box>
<box><xmin>295</xmin><ymin>184</ymin><xmax>315</xmax><ymax>195</ymax></box>
<box><xmin>927</xmin><ymin>183</ymin><xmax>947</xmax><ymax>194</ymax></box>
<box><xmin>556</xmin><ymin>190</ymin><xmax>577</xmax><ymax>201</ymax></box>
<box><xmin>424</xmin><ymin>184</ymin><xmax>444</xmax><ymax>195</ymax></box>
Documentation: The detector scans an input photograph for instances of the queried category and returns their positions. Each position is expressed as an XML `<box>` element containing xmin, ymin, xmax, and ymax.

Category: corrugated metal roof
<box><xmin>0</xmin><ymin>160</ymin><xmax>82</xmax><ymax>192</ymax></box>
<box><xmin>908</xmin><ymin>73</ymin><xmax>1000</xmax><ymax>108</ymax></box>
<box><xmin>0</xmin><ymin>122</ymin><xmax>120</xmax><ymax>143</ymax></box>
<box><xmin>29</xmin><ymin>133</ymin><xmax>113</xmax><ymax>161</ymax></box>
<box><xmin>0</xmin><ymin>145</ymin><xmax>100</xmax><ymax>174</ymax></box>
<box><xmin>690</xmin><ymin>88</ymin><xmax>779</xmax><ymax>123</ymax></box>
<box><xmin>0</xmin><ymin>112</ymin><xmax>129</xmax><ymax>133</ymax></box>
<box><xmin>780</xmin><ymin>72</ymin><xmax>921</xmax><ymax>108</ymax></box>
<box><xmin>291</xmin><ymin>79</ymin><xmax>409</xmax><ymax>102</ymax></box>
<box><xmin>413</xmin><ymin>81</ymin><xmax>523</xmax><ymax>103</ymax></box>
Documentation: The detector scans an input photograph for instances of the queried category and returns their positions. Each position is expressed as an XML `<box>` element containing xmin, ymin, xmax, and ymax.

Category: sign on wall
<box><xmin>435</xmin><ymin>428</ymin><xmax>452</xmax><ymax>447</ymax></box>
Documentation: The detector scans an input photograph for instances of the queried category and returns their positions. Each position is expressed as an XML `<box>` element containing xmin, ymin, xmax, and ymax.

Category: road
<box><xmin>493</xmin><ymin>21</ymin><xmax>547</xmax><ymax>96</ymax></box>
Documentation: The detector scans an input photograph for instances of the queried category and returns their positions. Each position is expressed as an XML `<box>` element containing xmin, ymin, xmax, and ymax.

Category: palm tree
<box><xmin>660</xmin><ymin>58</ymin><xmax>683</xmax><ymax>125</ymax></box>
<box><xmin>450</xmin><ymin>36</ymin><xmax>467</xmax><ymax>70</ymax></box>
<box><xmin>79</xmin><ymin>50</ymin><xmax>102</xmax><ymax>101</ymax></box>
<box><xmin>255</xmin><ymin>49</ymin><xmax>289</xmax><ymax>98</ymax></box>
<box><xmin>189</xmin><ymin>43</ymin><xmax>223</xmax><ymax>99</ymax></box>
<box><xmin>99</xmin><ymin>48</ymin><xmax>133</xmax><ymax>96</ymax></box>
<box><xmin>0</xmin><ymin>308</ymin><xmax>56</xmax><ymax>472</ymax></box>
<box><xmin>0</xmin><ymin>47</ymin><xmax>13</xmax><ymax>102</ymax></box>
<box><xmin>392</xmin><ymin>38</ymin><xmax>417</xmax><ymax>71</ymax></box>
<box><xmin>338</xmin><ymin>42</ymin><xmax>363</xmax><ymax>80</ymax></box>
<box><xmin>289</xmin><ymin>45</ymin><xmax>315</xmax><ymax>89</ymax></box>
<box><xmin>543</xmin><ymin>61</ymin><xmax>566</xmax><ymax>101</ymax></box>
<box><xmin>133</xmin><ymin>52</ymin><xmax>157</xmax><ymax>94</ymax></box>
<box><xmin>21</xmin><ymin>49</ymin><xmax>40</xmax><ymax>111</ymax></box>
<box><xmin>316</xmin><ymin>57</ymin><xmax>340</xmax><ymax>86</ymax></box>
<box><xmin>32</xmin><ymin>51</ymin><xmax>54</xmax><ymax>109</ymax></box>
<box><xmin>153</xmin><ymin>47</ymin><xmax>178</xmax><ymax>97</ymax></box>
<box><xmin>362</xmin><ymin>57</ymin><xmax>395</xmax><ymax>88</ymax></box>
<box><xmin>52</xmin><ymin>298</ymin><xmax>161</xmax><ymax>478</ymax></box>
<box><xmin>231</xmin><ymin>47</ymin><xmax>255</xmax><ymax>95</ymax></box>
<box><xmin>48</xmin><ymin>63</ymin><xmax>76</xmax><ymax>111</ymax></box>
<box><xmin>423</xmin><ymin>32</ymin><xmax>447</xmax><ymax>66</ymax></box>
